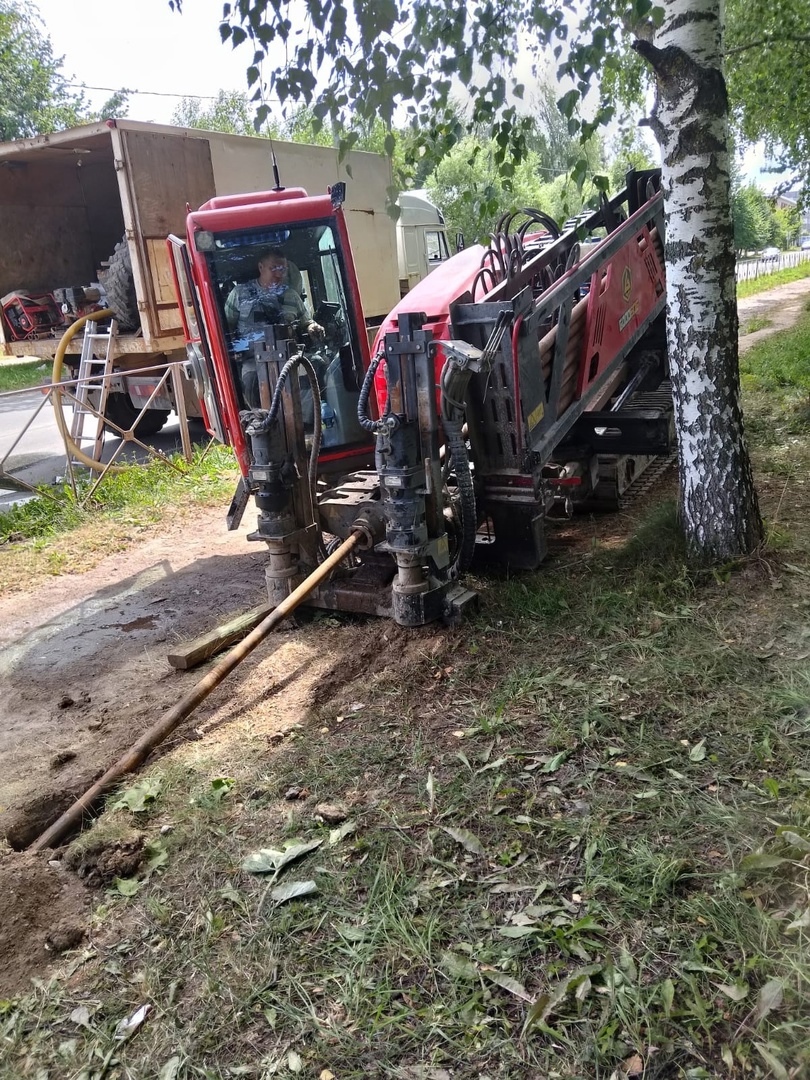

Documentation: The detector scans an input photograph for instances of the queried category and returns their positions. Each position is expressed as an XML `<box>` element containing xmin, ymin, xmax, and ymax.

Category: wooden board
<box><xmin>167</xmin><ymin>604</ymin><xmax>273</xmax><ymax>670</ymax></box>
<box><xmin>122</xmin><ymin>129</ymin><xmax>215</xmax><ymax>238</ymax></box>
<box><xmin>0</xmin><ymin>149</ymin><xmax>124</xmax><ymax>296</ymax></box>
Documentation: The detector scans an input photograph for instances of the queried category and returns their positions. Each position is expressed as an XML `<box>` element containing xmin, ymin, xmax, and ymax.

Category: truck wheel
<box><xmin>100</xmin><ymin>238</ymin><xmax>139</xmax><ymax>331</ymax></box>
<box><xmin>104</xmin><ymin>392</ymin><xmax>170</xmax><ymax>437</ymax></box>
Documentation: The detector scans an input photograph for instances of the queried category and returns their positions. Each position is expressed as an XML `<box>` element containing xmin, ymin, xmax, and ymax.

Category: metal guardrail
<box><xmin>736</xmin><ymin>249</ymin><xmax>810</xmax><ymax>282</ymax></box>
<box><xmin>0</xmin><ymin>359</ymin><xmax>203</xmax><ymax>508</ymax></box>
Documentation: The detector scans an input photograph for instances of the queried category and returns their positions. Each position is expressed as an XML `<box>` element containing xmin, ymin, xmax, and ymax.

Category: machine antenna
<box><xmin>271</xmin><ymin>145</ymin><xmax>284</xmax><ymax>192</ymax></box>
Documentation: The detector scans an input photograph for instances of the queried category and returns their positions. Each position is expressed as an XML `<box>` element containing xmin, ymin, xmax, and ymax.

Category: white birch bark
<box><xmin>634</xmin><ymin>0</ymin><xmax>763</xmax><ymax>560</ymax></box>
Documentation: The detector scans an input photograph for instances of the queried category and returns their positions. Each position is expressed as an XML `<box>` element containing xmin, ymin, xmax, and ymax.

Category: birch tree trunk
<box><xmin>634</xmin><ymin>0</ymin><xmax>763</xmax><ymax>561</ymax></box>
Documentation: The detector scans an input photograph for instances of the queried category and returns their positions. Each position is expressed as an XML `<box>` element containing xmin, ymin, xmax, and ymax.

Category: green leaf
<box><xmin>541</xmin><ymin>750</ymin><xmax>568</xmax><ymax>773</ymax></box>
<box><xmin>158</xmin><ymin>1057</ymin><xmax>182</xmax><ymax>1080</ymax></box>
<box><xmin>270</xmin><ymin>879</ymin><xmax>318</xmax><ymax>904</ymax></box>
<box><xmin>499</xmin><ymin>925</ymin><xmax>537</xmax><ymax>938</ymax></box>
<box><xmin>113</xmin><ymin>876</ymin><xmax>142</xmax><ymax>897</ymax></box>
<box><xmin>754</xmin><ymin>1043</ymin><xmax>789</xmax><ymax>1080</ymax></box>
<box><xmin>689</xmin><ymin>738</ymin><xmax>707</xmax><ymax>762</ymax></box>
<box><xmin>661</xmin><ymin>978</ymin><xmax>675</xmax><ymax>1016</ymax></box>
<box><xmin>440</xmin><ymin>826</ymin><xmax>485</xmax><ymax>856</ymax></box>
<box><xmin>440</xmin><ymin>951</ymin><xmax>478</xmax><ymax>981</ymax></box>
<box><xmin>209</xmin><ymin>777</ymin><xmax>235</xmax><ymax>800</ymax></box>
<box><xmin>482</xmin><ymin>970</ymin><xmax>532</xmax><ymax>1001</ymax></box>
<box><xmin>110</xmin><ymin>777</ymin><xmax>162</xmax><ymax>813</ymax></box>
<box><xmin>287</xmin><ymin>1049</ymin><xmax>303</xmax><ymax>1073</ymax></box>
<box><xmin>143</xmin><ymin>840</ymin><xmax>168</xmax><ymax>873</ymax></box>
<box><xmin>775</xmin><ymin>828</ymin><xmax>810</xmax><ymax>852</ymax></box>
<box><xmin>241</xmin><ymin>838</ymin><xmax>323</xmax><ymax>878</ymax></box>
<box><xmin>718</xmin><ymin>982</ymin><xmax>749</xmax><ymax>1001</ymax></box>
<box><xmin>328</xmin><ymin>820</ymin><xmax>356</xmax><ymax>846</ymax></box>
<box><xmin>740</xmin><ymin>853</ymin><xmax>790</xmax><ymax>871</ymax></box>
<box><xmin>557</xmin><ymin>89</ymin><xmax>579</xmax><ymax>118</ymax></box>
<box><xmin>241</xmin><ymin>847</ymin><xmax>284</xmax><ymax>873</ymax></box>
<box><xmin>754</xmin><ymin>978</ymin><xmax>784</xmax><ymax>1023</ymax></box>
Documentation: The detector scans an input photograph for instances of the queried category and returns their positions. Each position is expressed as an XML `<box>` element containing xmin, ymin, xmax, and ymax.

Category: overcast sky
<box><xmin>36</xmin><ymin>0</ymin><xmax>252</xmax><ymax>125</ymax></box>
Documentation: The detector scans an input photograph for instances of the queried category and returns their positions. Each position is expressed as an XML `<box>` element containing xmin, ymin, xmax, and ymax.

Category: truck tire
<box><xmin>100</xmin><ymin>238</ymin><xmax>139</xmax><ymax>331</ymax></box>
<box><xmin>104</xmin><ymin>392</ymin><xmax>170</xmax><ymax>437</ymax></box>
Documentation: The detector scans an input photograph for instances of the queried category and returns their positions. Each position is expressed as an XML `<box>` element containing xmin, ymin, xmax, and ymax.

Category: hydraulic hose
<box><xmin>440</xmin><ymin>355</ymin><xmax>477</xmax><ymax>575</ymax></box>
<box><xmin>51</xmin><ymin>308</ymin><xmax>120</xmax><ymax>473</ymax></box>
<box><xmin>357</xmin><ymin>351</ymin><xmax>385</xmax><ymax>432</ymax></box>
<box><xmin>244</xmin><ymin>350</ymin><xmax>326</xmax><ymax>559</ymax></box>
<box><xmin>28</xmin><ymin>529</ymin><xmax>362</xmax><ymax>852</ymax></box>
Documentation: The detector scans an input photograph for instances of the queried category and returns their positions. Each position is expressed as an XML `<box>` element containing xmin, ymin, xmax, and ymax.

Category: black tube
<box><xmin>357</xmin><ymin>351</ymin><xmax>384</xmax><ymax>432</ymax></box>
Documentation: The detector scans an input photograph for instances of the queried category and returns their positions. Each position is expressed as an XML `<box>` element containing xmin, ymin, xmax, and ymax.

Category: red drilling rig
<box><xmin>168</xmin><ymin>170</ymin><xmax>670</xmax><ymax>628</ymax></box>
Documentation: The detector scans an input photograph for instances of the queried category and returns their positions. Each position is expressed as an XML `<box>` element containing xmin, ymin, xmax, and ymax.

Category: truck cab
<box><xmin>396</xmin><ymin>191</ymin><xmax>451</xmax><ymax>296</ymax></box>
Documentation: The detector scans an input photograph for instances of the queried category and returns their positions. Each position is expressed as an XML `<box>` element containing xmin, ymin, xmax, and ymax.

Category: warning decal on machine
<box><xmin>618</xmin><ymin>300</ymin><xmax>639</xmax><ymax>332</ymax></box>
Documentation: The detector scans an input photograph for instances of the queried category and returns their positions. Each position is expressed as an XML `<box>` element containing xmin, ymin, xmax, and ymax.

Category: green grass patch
<box><xmin>0</xmin><ymin>359</ymin><xmax>50</xmax><ymax>394</ymax></box>
<box><xmin>0</xmin><ymin>444</ymin><xmax>240</xmax><ymax>590</ymax></box>
<box><xmin>740</xmin><ymin>315</ymin><xmax>773</xmax><ymax>335</ymax></box>
<box><xmin>0</xmin><ymin>444</ymin><xmax>239</xmax><ymax>545</ymax></box>
<box><xmin>737</xmin><ymin>259</ymin><xmax>810</xmax><ymax>299</ymax></box>
<box><xmin>740</xmin><ymin>305</ymin><xmax>810</xmax><ymax>401</ymax></box>
<box><xmin>4</xmin><ymin>490</ymin><xmax>810</xmax><ymax>1078</ymax></box>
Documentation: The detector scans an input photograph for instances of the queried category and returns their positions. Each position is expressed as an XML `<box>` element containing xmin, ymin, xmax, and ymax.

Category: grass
<box><xmin>0</xmin><ymin>444</ymin><xmax>240</xmax><ymax>591</ymax></box>
<box><xmin>740</xmin><ymin>315</ymin><xmax>773</xmax><ymax>336</ymax></box>
<box><xmin>5</xmin><ymin>504</ymin><xmax>810</xmax><ymax>1079</ymax></box>
<box><xmin>737</xmin><ymin>259</ymin><xmax>810</xmax><ymax>299</ymax></box>
<box><xmin>0</xmin><ymin>358</ymin><xmax>51</xmax><ymax>394</ymax></box>
<box><xmin>740</xmin><ymin>301</ymin><xmax>810</xmax><ymax>402</ymax></box>
<box><xmin>3</xmin><ymin>305</ymin><xmax>810</xmax><ymax>1079</ymax></box>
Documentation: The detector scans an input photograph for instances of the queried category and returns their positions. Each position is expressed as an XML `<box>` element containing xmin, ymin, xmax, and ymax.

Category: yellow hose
<box><xmin>51</xmin><ymin>308</ymin><xmax>124</xmax><ymax>473</ymax></box>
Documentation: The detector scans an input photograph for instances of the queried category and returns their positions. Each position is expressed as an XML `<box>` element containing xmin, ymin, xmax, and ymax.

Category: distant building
<box><xmin>772</xmin><ymin>190</ymin><xmax>810</xmax><ymax>241</ymax></box>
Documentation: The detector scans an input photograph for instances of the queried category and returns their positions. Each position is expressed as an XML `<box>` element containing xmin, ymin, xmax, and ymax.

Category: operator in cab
<box><xmin>224</xmin><ymin>248</ymin><xmax>324</xmax><ymax>408</ymax></box>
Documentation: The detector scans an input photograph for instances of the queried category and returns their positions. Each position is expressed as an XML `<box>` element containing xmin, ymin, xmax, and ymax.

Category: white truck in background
<box><xmin>396</xmin><ymin>189</ymin><xmax>453</xmax><ymax>296</ymax></box>
<box><xmin>0</xmin><ymin>120</ymin><xmax>449</xmax><ymax>432</ymax></box>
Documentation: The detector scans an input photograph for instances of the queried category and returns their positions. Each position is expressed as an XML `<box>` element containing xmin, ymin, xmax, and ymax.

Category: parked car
<box><xmin>761</xmin><ymin>246</ymin><xmax>781</xmax><ymax>261</ymax></box>
<box><xmin>801</xmin><ymin>239</ymin><xmax>810</xmax><ymax>251</ymax></box>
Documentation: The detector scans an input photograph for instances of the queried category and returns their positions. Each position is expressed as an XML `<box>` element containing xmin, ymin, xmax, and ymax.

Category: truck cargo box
<box><xmin>0</xmin><ymin>119</ymin><xmax>401</xmax><ymax>359</ymax></box>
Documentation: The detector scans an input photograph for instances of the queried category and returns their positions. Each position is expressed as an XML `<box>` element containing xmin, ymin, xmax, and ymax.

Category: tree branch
<box><xmin>725</xmin><ymin>33</ymin><xmax>810</xmax><ymax>56</ymax></box>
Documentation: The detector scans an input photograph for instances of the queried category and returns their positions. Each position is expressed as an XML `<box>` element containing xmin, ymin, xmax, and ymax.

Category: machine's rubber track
<box><xmin>619</xmin><ymin>451</ymin><xmax>677</xmax><ymax>506</ymax></box>
<box><xmin>99</xmin><ymin>238</ymin><xmax>139</xmax><ymax>331</ymax></box>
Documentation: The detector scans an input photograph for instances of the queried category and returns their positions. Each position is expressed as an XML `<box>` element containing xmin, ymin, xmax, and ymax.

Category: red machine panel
<box><xmin>576</xmin><ymin>224</ymin><xmax>665</xmax><ymax>398</ymax></box>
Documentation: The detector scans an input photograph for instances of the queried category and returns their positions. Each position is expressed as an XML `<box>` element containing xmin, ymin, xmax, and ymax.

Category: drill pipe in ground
<box><xmin>28</xmin><ymin>531</ymin><xmax>362</xmax><ymax>853</ymax></box>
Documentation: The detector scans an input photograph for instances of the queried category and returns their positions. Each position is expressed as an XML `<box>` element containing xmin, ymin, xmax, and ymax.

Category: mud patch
<box><xmin>64</xmin><ymin>827</ymin><xmax>145</xmax><ymax>885</ymax></box>
<box><xmin>0</xmin><ymin>850</ymin><xmax>92</xmax><ymax>996</ymax></box>
<box><xmin>120</xmin><ymin>614</ymin><xmax>158</xmax><ymax>632</ymax></box>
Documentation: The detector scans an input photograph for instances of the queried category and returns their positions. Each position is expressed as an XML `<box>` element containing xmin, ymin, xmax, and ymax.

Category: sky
<box><xmin>36</xmin><ymin>0</ymin><xmax>253</xmax><ymax>125</ymax></box>
<box><xmin>34</xmin><ymin>0</ymin><xmax>781</xmax><ymax>191</ymax></box>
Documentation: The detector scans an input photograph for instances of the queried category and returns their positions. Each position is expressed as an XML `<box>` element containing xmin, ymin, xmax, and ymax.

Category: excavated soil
<box><xmin>1</xmin><ymin>277</ymin><xmax>808</xmax><ymax>995</ymax></box>
<box><xmin>0</xmin><ymin>850</ymin><xmax>91</xmax><ymax>995</ymax></box>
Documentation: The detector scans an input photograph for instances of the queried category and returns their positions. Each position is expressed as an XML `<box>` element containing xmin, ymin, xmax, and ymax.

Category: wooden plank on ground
<box><xmin>167</xmin><ymin>604</ymin><xmax>273</xmax><ymax>671</ymax></box>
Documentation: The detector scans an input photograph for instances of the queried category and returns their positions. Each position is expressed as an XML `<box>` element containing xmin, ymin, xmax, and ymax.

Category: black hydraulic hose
<box><xmin>443</xmin><ymin>422</ymin><xmax>476</xmax><ymax>574</ymax></box>
<box><xmin>244</xmin><ymin>351</ymin><xmax>326</xmax><ymax>559</ymax></box>
<box><xmin>440</xmin><ymin>356</ymin><xmax>477</xmax><ymax>575</ymax></box>
<box><xmin>357</xmin><ymin>351</ymin><xmax>385</xmax><ymax>432</ymax></box>
<box><xmin>297</xmin><ymin>354</ymin><xmax>322</xmax><ymax>493</ymax></box>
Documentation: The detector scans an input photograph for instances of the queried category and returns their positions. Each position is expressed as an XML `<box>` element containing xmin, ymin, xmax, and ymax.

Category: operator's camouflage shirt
<box><xmin>224</xmin><ymin>279</ymin><xmax>310</xmax><ymax>342</ymax></box>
